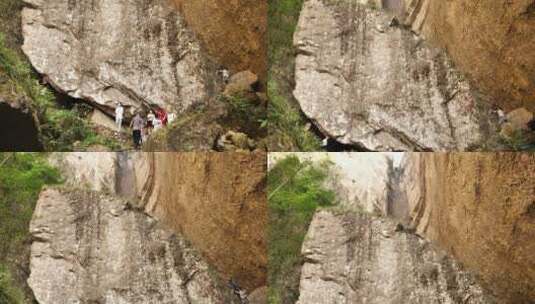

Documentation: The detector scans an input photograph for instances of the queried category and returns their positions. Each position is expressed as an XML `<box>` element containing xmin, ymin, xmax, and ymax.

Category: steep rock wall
<box><xmin>172</xmin><ymin>0</ymin><xmax>267</xmax><ymax>80</ymax></box>
<box><xmin>140</xmin><ymin>152</ymin><xmax>267</xmax><ymax>290</ymax></box>
<box><xmin>29</xmin><ymin>187</ymin><xmax>233</xmax><ymax>304</ymax></box>
<box><xmin>22</xmin><ymin>0</ymin><xmax>217</xmax><ymax>116</ymax></box>
<box><xmin>50</xmin><ymin>152</ymin><xmax>267</xmax><ymax>291</ymax></box>
<box><xmin>293</xmin><ymin>0</ymin><xmax>497</xmax><ymax>151</ymax></box>
<box><xmin>399</xmin><ymin>153</ymin><xmax>535</xmax><ymax>303</ymax></box>
<box><xmin>296</xmin><ymin>210</ymin><xmax>495</xmax><ymax>303</ymax></box>
<box><xmin>400</xmin><ymin>0</ymin><xmax>535</xmax><ymax>112</ymax></box>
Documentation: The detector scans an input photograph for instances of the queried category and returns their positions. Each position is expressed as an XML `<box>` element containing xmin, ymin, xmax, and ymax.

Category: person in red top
<box><xmin>155</xmin><ymin>108</ymin><xmax>168</xmax><ymax>126</ymax></box>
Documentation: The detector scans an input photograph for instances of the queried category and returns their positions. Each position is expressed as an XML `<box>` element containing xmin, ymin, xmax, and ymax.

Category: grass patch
<box><xmin>268</xmin><ymin>0</ymin><xmax>322</xmax><ymax>151</ymax></box>
<box><xmin>0</xmin><ymin>31</ymin><xmax>120</xmax><ymax>151</ymax></box>
<box><xmin>220</xmin><ymin>94</ymin><xmax>267</xmax><ymax>137</ymax></box>
<box><xmin>268</xmin><ymin>155</ymin><xmax>335</xmax><ymax>304</ymax></box>
<box><xmin>0</xmin><ymin>153</ymin><xmax>62</xmax><ymax>303</ymax></box>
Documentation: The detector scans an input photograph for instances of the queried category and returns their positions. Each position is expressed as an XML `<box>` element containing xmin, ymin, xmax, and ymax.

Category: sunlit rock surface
<box><xmin>297</xmin><ymin>210</ymin><xmax>495</xmax><ymax>304</ymax></box>
<box><xmin>29</xmin><ymin>187</ymin><xmax>233</xmax><ymax>304</ymax></box>
<box><xmin>22</xmin><ymin>0</ymin><xmax>216</xmax><ymax>116</ymax></box>
<box><xmin>293</xmin><ymin>0</ymin><xmax>497</xmax><ymax>151</ymax></box>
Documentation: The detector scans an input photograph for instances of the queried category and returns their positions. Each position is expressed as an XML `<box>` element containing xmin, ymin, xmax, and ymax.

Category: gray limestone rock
<box><xmin>22</xmin><ymin>0</ymin><xmax>216</xmax><ymax>117</ymax></box>
<box><xmin>293</xmin><ymin>0</ymin><xmax>497</xmax><ymax>151</ymax></box>
<box><xmin>28</xmin><ymin>187</ymin><xmax>232</xmax><ymax>304</ymax></box>
<box><xmin>296</xmin><ymin>210</ymin><xmax>496</xmax><ymax>304</ymax></box>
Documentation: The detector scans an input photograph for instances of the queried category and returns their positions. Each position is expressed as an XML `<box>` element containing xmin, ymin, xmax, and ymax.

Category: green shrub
<box><xmin>268</xmin><ymin>155</ymin><xmax>335</xmax><ymax>304</ymax></box>
<box><xmin>0</xmin><ymin>153</ymin><xmax>62</xmax><ymax>303</ymax></box>
<box><xmin>268</xmin><ymin>0</ymin><xmax>322</xmax><ymax>151</ymax></box>
<box><xmin>0</xmin><ymin>33</ymin><xmax>120</xmax><ymax>151</ymax></box>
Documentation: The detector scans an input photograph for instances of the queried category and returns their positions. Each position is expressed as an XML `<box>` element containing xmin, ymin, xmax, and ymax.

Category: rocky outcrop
<box><xmin>399</xmin><ymin>0</ymin><xmax>535</xmax><ymax>112</ymax></box>
<box><xmin>49</xmin><ymin>152</ymin><xmax>267</xmax><ymax>291</ymax></box>
<box><xmin>22</xmin><ymin>0</ymin><xmax>217</xmax><ymax>117</ymax></box>
<box><xmin>171</xmin><ymin>0</ymin><xmax>267</xmax><ymax>81</ymax></box>
<box><xmin>293</xmin><ymin>0</ymin><xmax>497</xmax><ymax>151</ymax></box>
<box><xmin>29</xmin><ymin>187</ymin><xmax>234</xmax><ymax>304</ymax></box>
<box><xmin>398</xmin><ymin>153</ymin><xmax>535</xmax><ymax>303</ymax></box>
<box><xmin>297</xmin><ymin>209</ymin><xmax>495</xmax><ymax>304</ymax></box>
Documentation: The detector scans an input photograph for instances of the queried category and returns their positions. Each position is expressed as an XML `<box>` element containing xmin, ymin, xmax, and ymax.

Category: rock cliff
<box><xmin>286</xmin><ymin>152</ymin><xmax>535</xmax><ymax>303</ymax></box>
<box><xmin>399</xmin><ymin>0</ymin><xmax>535</xmax><ymax>112</ymax></box>
<box><xmin>297</xmin><ymin>210</ymin><xmax>495</xmax><ymax>304</ymax></box>
<box><xmin>172</xmin><ymin>0</ymin><xmax>267</xmax><ymax>81</ymax></box>
<box><xmin>29</xmin><ymin>187</ymin><xmax>234</xmax><ymax>304</ymax></box>
<box><xmin>293</xmin><ymin>0</ymin><xmax>497</xmax><ymax>151</ymax></box>
<box><xmin>49</xmin><ymin>152</ymin><xmax>267</xmax><ymax>291</ymax></box>
<box><xmin>22</xmin><ymin>0</ymin><xmax>218</xmax><ymax>117</ymax></box>
<box><xmin>398</xmin><ymin>153</ymin><xmax>535</xmax><ymax>303</ymax></box>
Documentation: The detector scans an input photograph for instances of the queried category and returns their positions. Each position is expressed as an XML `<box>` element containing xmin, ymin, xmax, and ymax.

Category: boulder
<box><xmin>21</xmin><ymin>0</ymin><xmax>215</xmax><ymax>116</ymax></box>
<box><xmin>293</xmin><ymin>0</ymin><xmax>497</xmax><ymax>151</ymax></box>
<box><xmin>506</xmin><ymin>107</ymin><xmax>534</xmax><ymax>130</ymax></box>
<box><xmin>224</xmin><ymin>71</ymin><xmax>259</xmax><ymax>97</ymax></box>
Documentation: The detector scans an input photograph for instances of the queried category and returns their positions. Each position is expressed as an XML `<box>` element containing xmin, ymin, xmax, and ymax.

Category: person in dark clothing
<box><xmin>130</xmin><ymin>113</ymin><xmax>144</xmax><ymax>149</ymax></box>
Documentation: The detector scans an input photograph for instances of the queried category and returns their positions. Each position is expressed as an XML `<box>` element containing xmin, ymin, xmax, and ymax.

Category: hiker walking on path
<box><xmin>115</xmin><ymin>103</ymin><xmax>124</xmax><ymax>131</ymax></box>
<box><xmin>130</xmin><ymin>112</ymin><xmax>144</xmax><ymax>149</ymax></box>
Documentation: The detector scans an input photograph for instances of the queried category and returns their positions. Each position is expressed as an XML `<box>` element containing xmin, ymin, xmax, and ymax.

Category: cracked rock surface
<box><xmin>296</xmin><ymin>210</ymin><xmax>496</xmax><ymax>304</ymax></box>
<box><xmin>28</xmin><ymin>187</ymin><xmax>233</xmax><ymax>304</ymax></box>
<box><xmin>293</xmin><ymin>0</ymin><xmax>498</xmax><ymax>151</ymax></box>
<box><xmin>22</xmin><ymin>0</ymin><xmax>216</xmax><ymax>116</ymax></box>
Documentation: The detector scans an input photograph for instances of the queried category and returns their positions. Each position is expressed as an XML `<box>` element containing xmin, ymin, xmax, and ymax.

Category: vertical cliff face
<box><xmin>399</xmin><ymin>0</ymin><xmax>535</xmax><ymax>112</ymax></box>
<box><xmin>29</xmin><ymin>187</ymin><xmax>233</xmax><ymax>304</ymax></box>
<box><xmin>297</xmin><ymin>210</ymin><xmax>495</xmax><ymax>304</ymax></box>
<box><xmin>22</xmin><ymin>0</ymin><xmax>217</xmax><ymax>116</ymax></box>
<box><xmin>293</xmin><ymin>0</ymin><xmax>497</xmax><ymax>151</ymax></box>
<box><xmin>172</xmin><ymin>0</ymin><xmax>267</xmax><ymax>80</ymax></box>
<box><xmin>51</xmin><ymin>152</ymin><xmax>267</xmax><ymax>291</ymax></box>
<box><xmin>140</xmin><ymin>152</ymin><xmax>268</xmax><ymax>290</ymax></box>
<box><xmin>399</xmin><ymin>153</ymin><xmax>535</xmax><ymax>303</ymax></box>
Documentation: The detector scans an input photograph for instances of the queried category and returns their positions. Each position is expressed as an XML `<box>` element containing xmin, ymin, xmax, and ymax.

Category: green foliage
<box><xmin>0</xmin><ymin>265</ymin><xmax>24</xmax><ymax>304</ymax></box>
<box><xmin>0</xmin><ymin>153</ymin><xmax>61</xmax><ymax>303</ymax></box>
<box><xmin>268</xmin><ymin>0</ymin><xmax>322</xmax><ymax>151</ymax></box>
<box><xmin>498</xmin><ymin>129</ymin><xmax>535</xmax><ymax>152</ymax></box>
<box><xmin>0</xmin><ymin>33</ymin><xmax>120</xmax><ymax>151</ymax></box>
<box><xmin>268</xmin><ymin>81</ymin><xmax>322</xmax><ymax>151</ymax></box>
<box><xmin>220</xmin><ymin>93</ymin><xmax>267</xmax><ymax>137</ymax></box>
<box><xmin>268</xmin><ymin>155</ymin><xmax>335</xmax><ymax>304</ymax></box>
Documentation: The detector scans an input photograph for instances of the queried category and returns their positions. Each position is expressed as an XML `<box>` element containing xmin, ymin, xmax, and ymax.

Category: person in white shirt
<box><xmin>146</xmin><ymin>111</ymin><xmax>156</xmax><ymax>134</ymax></box>
<box><xmin>115</xmin><ymin>103</ymin><xmax>124</xmax><ymax>131</ymax></box>
<box><xmin>153</xmin><ymin>118</ymin><xmax>163</xmax><ymax>130</ymax></box>
<box><xmin>168</xmin><ymin>112</ymin><xmax>176</xmax><ymax>124</ymax></box>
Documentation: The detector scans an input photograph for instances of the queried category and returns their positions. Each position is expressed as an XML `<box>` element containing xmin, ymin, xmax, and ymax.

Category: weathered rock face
<box><xmin>293</xmin><ymin>0</ymin><xmax>497</xmax><ymax>151</ymax></box>
<box><xmin>22</xmin><ymin>0</ymin><xmax>217</xmax><ymax>116</ymax></box>
<box><xmin>172</xmin><ymin>0</ymin><xmax>267</xmax><ymax>81</ymax></box>
<box><xmin>398</xmin><ymin>153</ymin><xmax>535</xmax><ymax>303</ymax></box>
<box><xmin>399</xmin><ymin>0</ymin><xmax>535</xmax><ymax>112</ymax></box>
<box><xmin>326</xmin><ymin>153</ymin><xmax>394</xmax><ymax>214</ymax></box>
<box><xmin>49</xmin><ymin>152</ymin><xmax>267</xmax><ymax>291</ymax></box>
<box><xmin>29</xmin><ymin>187</ymin><xmax>233</xmax><ymax>304</ymax></box>
<box><xmin>139</xmin><ymin>152</ymin><xmax>268</xmax><ymax>290</ymax></box>
<box><xmin>297</xmin><ymin>209</ymin><xmax>495</xmax><ymax>304</ymax></box>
